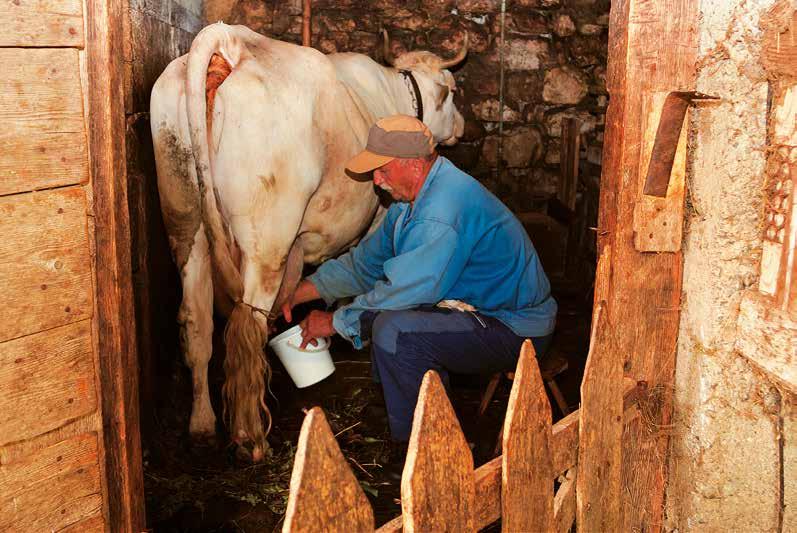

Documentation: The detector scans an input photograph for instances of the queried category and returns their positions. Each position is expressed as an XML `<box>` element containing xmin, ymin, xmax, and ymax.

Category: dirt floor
<box><xmin>142</xmin><ymin>290</ymin><xmax>592</xmax><ymax>532</ymax></box>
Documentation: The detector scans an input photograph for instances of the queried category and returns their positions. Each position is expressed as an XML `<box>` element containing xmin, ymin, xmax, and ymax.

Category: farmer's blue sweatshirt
<box><xmin>307</xmin><ymin>156</ymin><xmax>557</xmax><ymax>348</ymax></box>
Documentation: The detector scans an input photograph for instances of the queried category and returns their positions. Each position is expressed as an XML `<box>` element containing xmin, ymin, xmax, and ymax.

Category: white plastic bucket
<box><xmin>268</xmin><ymin>325</ymin><xmax>335</xmax><ymax>388</ymax></box>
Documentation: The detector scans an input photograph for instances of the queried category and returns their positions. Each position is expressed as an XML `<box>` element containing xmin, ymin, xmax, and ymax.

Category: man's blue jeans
<box><xmin>361</xmin><ymin>308</ymin><xmax>553</xmax><ymax>442</ymax></box>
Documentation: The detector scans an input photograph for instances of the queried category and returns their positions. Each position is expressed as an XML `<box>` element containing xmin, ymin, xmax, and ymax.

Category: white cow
<box><xmin>150</xmin><ymin>23</ymin><xmax>466</xmax><ymax>460</ymax></box>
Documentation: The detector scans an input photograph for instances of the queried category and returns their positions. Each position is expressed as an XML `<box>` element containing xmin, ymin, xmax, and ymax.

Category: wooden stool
<box><xmin>479</xmin><ymin>354</ymin><xmax>570</xmax><ymax>456</ymax></box>
<box><xmin>478</xmin><ymin>354</ymin><xmax>571</xmax><ymax>418</ymax></box>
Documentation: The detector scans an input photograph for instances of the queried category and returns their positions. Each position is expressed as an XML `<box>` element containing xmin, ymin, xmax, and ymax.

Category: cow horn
<box><xmin>440</xmin><ymin>33</ymin><xmax>469</xmax><ymax>69</ymax></box>
<box><xmin>382</xmin><ymin>28</ymin><xmax>396</xmax><ymax>66</ymax></box>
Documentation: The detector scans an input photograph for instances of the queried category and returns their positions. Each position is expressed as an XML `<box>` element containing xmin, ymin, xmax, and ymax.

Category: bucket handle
<box><xmin>287</xmin><ymin>336</ymin><xmax>330</xmax><ymax>353</ymax></box>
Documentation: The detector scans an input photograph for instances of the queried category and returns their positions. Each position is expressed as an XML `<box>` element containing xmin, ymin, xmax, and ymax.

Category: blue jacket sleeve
<box><xmin>306</xmin><ymin>208</ymin><xmax>398</xmax><ymax>305</ymax></box>
<box><xmin>332</xmin><ymin>218</ymin><xmax>469</xmax><ymax>347</ymax></box>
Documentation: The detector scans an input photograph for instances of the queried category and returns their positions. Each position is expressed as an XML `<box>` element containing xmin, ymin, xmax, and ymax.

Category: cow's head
<box><xmin>383</xmin><ymin>30</ymin><xmax>467</xmax><ymax>146</ymax></box>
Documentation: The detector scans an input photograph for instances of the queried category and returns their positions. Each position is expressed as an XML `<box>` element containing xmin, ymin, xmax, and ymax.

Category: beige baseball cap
<box><xmin>346</xmin><ymin>114</ymin><xmax>436</xmax><ymax>178</ymax></box>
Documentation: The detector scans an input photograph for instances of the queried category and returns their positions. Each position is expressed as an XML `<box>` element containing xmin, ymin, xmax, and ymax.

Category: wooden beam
<box><xmin>598</xmin><ymin>0</ymin><xmax>697</xmax><ymax>530</ymax></box>
<box><xmin>558</xmin><ymin>117</ymin><xmax>580</xmax><ymax>211</ymax></box>
<box><xmin>85</xmin><ymin>0</ymin><xmax>145</xmax><ymax>530</ymax></box>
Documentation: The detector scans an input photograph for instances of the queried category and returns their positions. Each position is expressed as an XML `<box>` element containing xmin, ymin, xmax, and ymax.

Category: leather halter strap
<box><xmin>399</xmin><ymin>70</ymin><xmax>424</xmax><ymax>122</ymax></box>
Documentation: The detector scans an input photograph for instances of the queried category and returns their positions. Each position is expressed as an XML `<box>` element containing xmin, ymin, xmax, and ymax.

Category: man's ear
<box><xmin>435</xmin><ymin>83</ymin><xmax>450</xmax><ymax>110</ymax></box>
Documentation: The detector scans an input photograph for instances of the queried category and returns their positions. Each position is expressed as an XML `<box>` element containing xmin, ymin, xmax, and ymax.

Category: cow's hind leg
<box><xmin>177</xmin><ymin>226</ymin><xmax>217</xmax><ymax>444</ymax></box>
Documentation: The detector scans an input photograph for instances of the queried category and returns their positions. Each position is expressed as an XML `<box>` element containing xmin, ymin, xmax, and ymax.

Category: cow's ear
<box><xmin>435</xmin><ymin>83</ymin><xmax>450</xmax><ymax>110</ymax></box>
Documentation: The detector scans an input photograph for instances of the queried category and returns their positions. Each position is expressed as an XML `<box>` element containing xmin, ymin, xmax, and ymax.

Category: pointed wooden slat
<box><xmin>283</xmin><ymin>407</ymin><xmax>374</xmax><ymax>532</ymax></box>
<box><xmin>402</xmin><ymin>371</ymin><xmax>475</xmax><ymax>532</ymax></box>
<box><xmin>502</xmin><ymin>340</ymin><xmax>554</xmax><ymax>532</ymax></box>
<box><xmin>577</xmin><ymin>289</ymin><xmax>623</xmax><ymax>531</ymax></box>
<box><xmin>554</xmin><ymin>468</ymin><xmax>577</xmax><ymax>533</ymax></box>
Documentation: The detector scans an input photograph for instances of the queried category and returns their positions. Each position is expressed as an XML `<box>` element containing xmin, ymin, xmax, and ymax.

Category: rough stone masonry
<box><xmin>207</xmin><ymin>0</ymin><xmax>610</xmax><ymax>213</ymax></box>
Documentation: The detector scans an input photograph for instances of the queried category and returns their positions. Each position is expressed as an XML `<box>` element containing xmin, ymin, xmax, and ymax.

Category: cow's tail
<box><xmin>185</xmin><ymin>23</ymin><xmax>270</xmax><ymax>461</ymax></box>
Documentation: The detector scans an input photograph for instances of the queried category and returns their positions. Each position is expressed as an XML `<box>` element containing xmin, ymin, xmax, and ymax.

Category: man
<box><xmin>282</xmin><ymin>114</ymin><xmax>557</xmax><ymax>446</ymax></box>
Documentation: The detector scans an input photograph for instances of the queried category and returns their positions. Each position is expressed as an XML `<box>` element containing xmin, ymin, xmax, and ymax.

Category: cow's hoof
<box><xmin>231</xmin><ymin>440</ymin><xmax>268</xmax><ymax>463</ymax></box>
<box><xmin>189</xmin><ymin>431</ymin><xmax>218</xmax><ymax>449</ymax></box>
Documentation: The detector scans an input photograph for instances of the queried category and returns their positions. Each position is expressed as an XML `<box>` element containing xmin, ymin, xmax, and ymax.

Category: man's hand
<box><xmin>298</xmin><ymin>310</ymin><xmax>336</xmax><ymax>349</ymax></box>
<box><xmin>282</xmin><ymin>279</ymin><xmax>322</xmax><ymax>323</ymax></box>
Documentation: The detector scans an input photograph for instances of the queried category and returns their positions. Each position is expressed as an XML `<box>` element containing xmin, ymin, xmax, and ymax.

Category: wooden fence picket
<box><xmin>577</xmin><ymin>280</ymin><xmax>623</xmax><ymax>532</ymax></box>
<box><xmin>401</xmin><ymin>371</ymin><xmax>475</xmax><ymax>532</ymax></box>
<box><xmin>501</xmin><ymin>339</ymin><xmax>554</xmax><ymax>532</ymax></box>
<box><xmin>283</xmin><ymin>407</ymin><xmax>374</xmax><ymax>533</ymax></box>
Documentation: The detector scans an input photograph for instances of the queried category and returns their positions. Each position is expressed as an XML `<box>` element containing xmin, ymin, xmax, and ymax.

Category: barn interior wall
<box><xmin>124</xmin><ymin>0</ymin><xmax>203</xmax><ymax>431</ymax></box>
<box><xmin>666</xmin><ymin>0</ymin><xmax>795</xmax><ymax>530</ymax></box>
<box><xmin>205</xmin><ymin>0</ymin><xmax>610</xmax><ymax>280</ymax></box>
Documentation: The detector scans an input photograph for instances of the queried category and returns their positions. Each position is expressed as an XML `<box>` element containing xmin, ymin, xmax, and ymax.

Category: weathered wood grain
<box><xmin>554</xmin><ymin>468</ymin><xmax>577</xmax><ymax>533</ymax></box>
<box><xmin>86</xmin><ymin>0</ymin><xmax>146</xmax><ymax>528</ymax></box>
<box><xmin>577</xmin><ymin>300</ymin><xmax>623</xmax><ymax>532</ymax></box>
<box><xmin>633</xmin><ymin>92</ymin><xmax>688</xmax><ymax>252</ymax></box>
<box><xmin>502</xmin><ymin>340</ymin><xmax>554</xmax><ymax>532</ymax></box>
<box><xmin>59</xmin><ymin>513</ymin><xmax>105</xmax><ymax>533</ymax></box>
<box><xmin>0</xmin><ymin>48</ymin><xmax>88</xmax><ymax>196</ymax></box>
<box><xmin>0</xmin><ymin>461</ymin><xmax>102</xmax><ymax>531</ymax></box>
<box><xmin>0</xmin><ymin>431</ymin><xmax>104</xmax><ymax>530</ymax></box>
<box><xmin>402</xmin><ymin>371</ymin><xmax>475</xmax><ymax>532</ymax></box>
<box><xmin>0</xmin><ymin>431</ymin><xmax>98</xmax><ymax>495</ymax></box>
<box><xmin>0</xmin><ymin>411</ymin><xmax>101</xmax><ymax>468</ymax></box>
<box><xmin>0</xmin><ymin>0</ymin><xmax>84</xmax><ymax>47</ymax></box>
<box><xmin>0</xmin><ymin>187</ymin><xmax>93</xmax><ymax>342</ymax></box>
<box><xmin>283</xmin><ymin>407</ymin><xmax>374</xmax><ymax>532</ymax></box>
<box><xmin>0</xmin><ymin>320</ymin><xmax>97</xmax><ymax>446</ymax></box>
<box><xmin>598</xmin><ymin>0</ymin><xmax>697</xmax><ymax>529</ymax></box>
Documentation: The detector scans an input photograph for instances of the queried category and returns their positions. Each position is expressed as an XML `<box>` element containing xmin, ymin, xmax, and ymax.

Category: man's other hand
<box><xmin>298</xmin><ymin>310</ymin><xmax>336</xmax><ymax>349</ymax></box>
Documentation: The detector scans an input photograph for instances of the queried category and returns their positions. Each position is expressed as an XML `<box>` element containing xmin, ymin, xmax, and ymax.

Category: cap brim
<box><xmin>345</xmin><ymin>150</ymin><xmax>394</xmax><ymax>179</ymax></box>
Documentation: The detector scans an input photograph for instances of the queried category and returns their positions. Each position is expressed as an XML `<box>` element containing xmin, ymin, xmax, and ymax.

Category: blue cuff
<box><xmin>332</xmin><ymin>307</ymin><xmax>363</xmax><ymax>349</ymax></box>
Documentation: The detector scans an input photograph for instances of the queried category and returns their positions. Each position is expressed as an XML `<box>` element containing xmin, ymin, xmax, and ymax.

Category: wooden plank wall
<box><xmin>598</xmin><ymin>0</ymin><xmax>698</xmax><ymax>530</ymax></box>
<box><xmin>0</xmin><ymin>0</ymin><xmax>144</xmax><ymax>530</ymax></box>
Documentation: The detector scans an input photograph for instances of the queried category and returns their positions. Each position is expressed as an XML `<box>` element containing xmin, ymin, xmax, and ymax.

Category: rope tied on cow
<box><xmin>400</xmin><ymin>70</ymin><xmax>424</xmax><ymax>122</ymax></box>
<box><xmin>236</xmin><ymin>299</ymin><xmax>279</xmax><ymax>323</ymax></box>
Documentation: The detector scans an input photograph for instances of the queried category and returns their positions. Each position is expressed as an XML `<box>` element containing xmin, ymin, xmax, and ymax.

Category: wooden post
<box><xmin>402</xmin><ymin>371</ymin><xmax>475</xmax><ymax>532</ymax></box>
<box><xmin>283</xmin><ymin>407</ymin><xmax>374</xmax><ymax>532</ymax></box>
<box><xmin>85</xmin><ymin>0</ymin><xmax>145</xmax><ymax>529</ymax></box>
<box><xmin>598</xmin><ymin>0</ymin><xmax>697</xmax><ymax>530</ymax></box>
<box><xmin>559</xmin><ymin>118</ymin><xmax>580</xmax><ymax>212</ymax></box>
<box><xmin>502</xmin><ymin>340</ymin><xmax>554</xmax><ymax>532</ymax></box>
<box><xmin>302</xmin><ymin>0</ymin><xmax>311</xmax><ymax>47</ymax></box>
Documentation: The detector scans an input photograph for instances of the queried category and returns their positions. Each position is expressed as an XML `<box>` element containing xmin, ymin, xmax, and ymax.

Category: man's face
<box><xmin>373</xmin><ymin>158</ymin><xmax>425</xmax><ymax>202</ymax></box>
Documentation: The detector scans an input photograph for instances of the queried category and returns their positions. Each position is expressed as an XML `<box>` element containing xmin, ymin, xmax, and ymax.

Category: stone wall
<box><xmin>666</xmin><ymin>0</ymin><xmax>795</xmax><ymax>531</ymax></box>
<box><xmin>208</xmin><ymin>0</ymin><xmax>610</xmax><ymax>213</ymax></box>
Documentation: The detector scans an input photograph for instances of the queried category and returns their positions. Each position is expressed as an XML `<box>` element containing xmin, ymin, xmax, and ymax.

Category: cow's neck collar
<box><xmin>399</xmin><ymin>70</ymin><xmax>424</xmax><ymax>122</ymax></box>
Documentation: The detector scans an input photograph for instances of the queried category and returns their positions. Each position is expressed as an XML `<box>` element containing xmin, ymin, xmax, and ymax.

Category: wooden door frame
<box><xmin>595</xmin><ymin>0</ymin><xmax>698</xmax><ymax>531</ymax></box>
<box><xmin>85</xmin><ymin>0</ymin><xmax>147</xmax><ymax>530</ymax></box>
